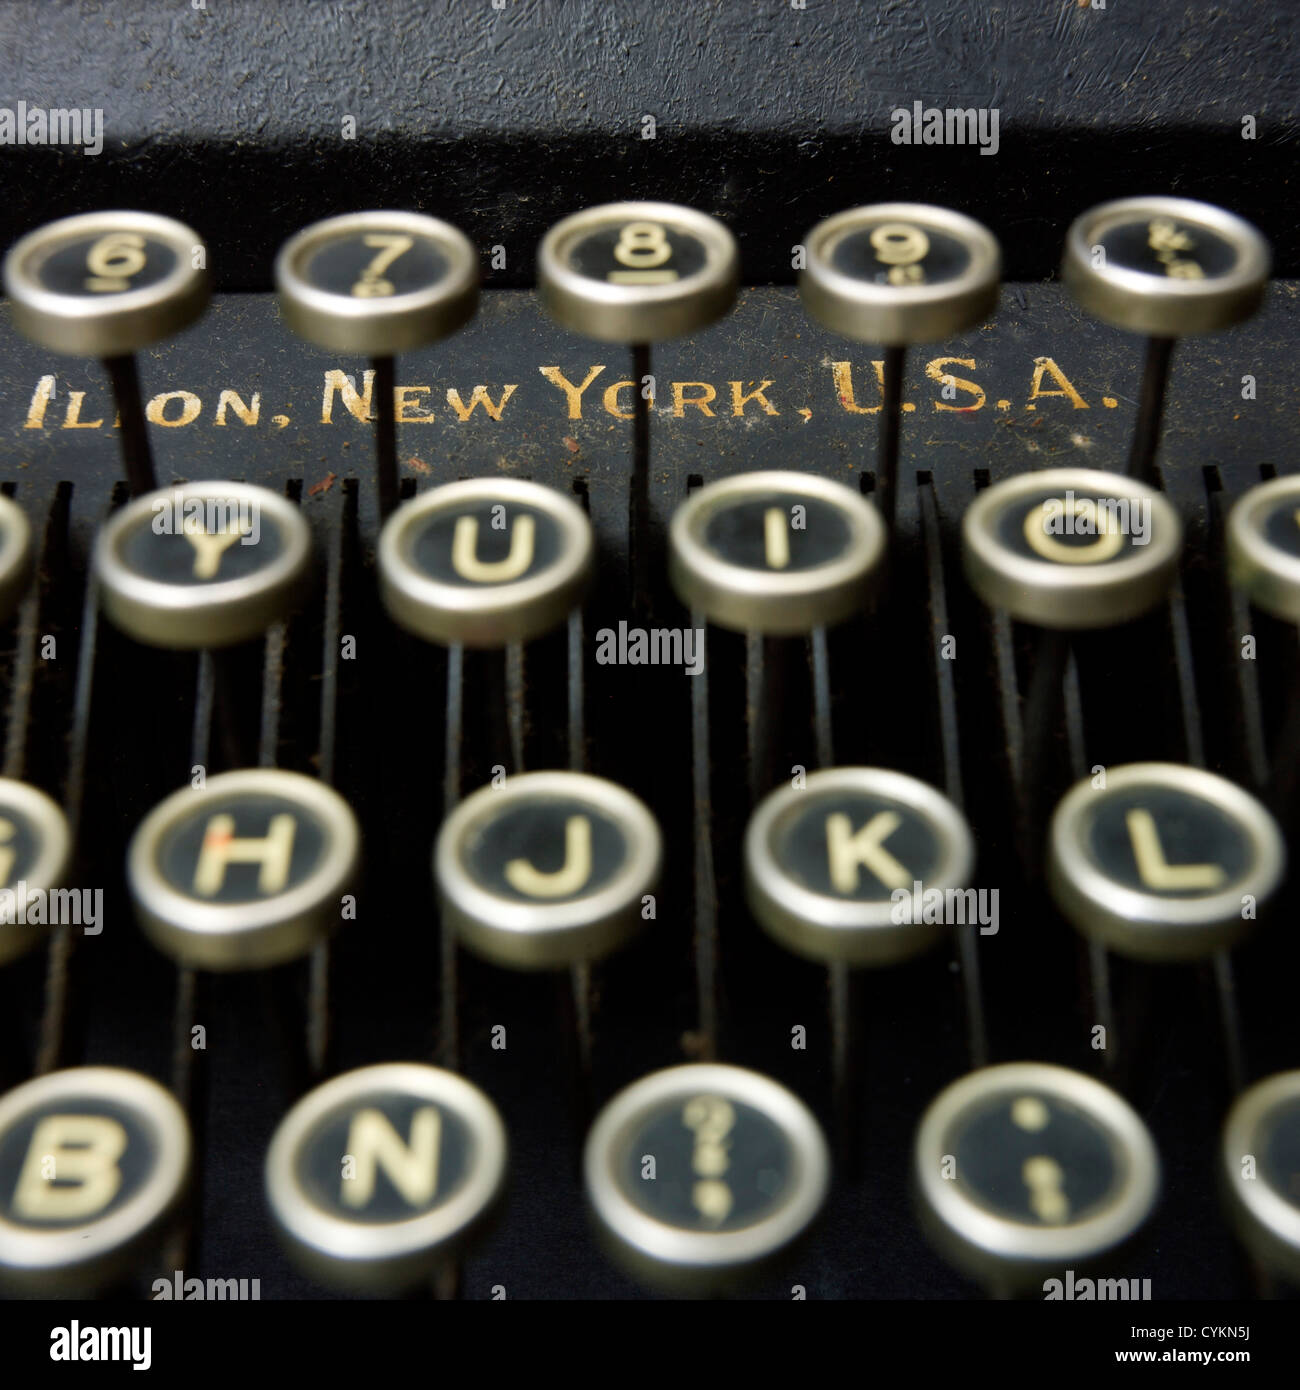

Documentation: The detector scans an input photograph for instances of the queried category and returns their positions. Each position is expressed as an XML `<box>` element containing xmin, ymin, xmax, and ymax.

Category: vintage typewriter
<box><xmin>0</xmin><ymin>0</ymin><xmax>1296</xmax><ymax>1331</ymax></box>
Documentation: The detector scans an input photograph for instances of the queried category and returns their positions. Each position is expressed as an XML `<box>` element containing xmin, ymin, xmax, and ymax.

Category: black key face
<box><xmin>1261</xmin><ymin>1100</ymin><xmax>1300</xmax><ymax>1206</ymax></box>
<box><xmin>408</xmin><ymin>501</ymin><xmax>565</xmax><ymax>588</ymax></box>
<box><xmin>771</xmin><ymin>792</ymin><xmax>944</xmax><ymax>900</ymax></box>
<box><xmin>1098</xmin><ymin>216</ymin><xmax>1239</xmax><ymax>281</ymax></box>
<box><xmin>462</xmin><ymin>796</ymin><xmax>629</xmax><ymax>903</ymax></box>
<box><xmin>115</xmin><ymin>497</ymin><xmax>285</xmax><ymax>587</ymax></box>
<box><xmin>0</xmin><ymin>1096</ymin><xmax>157</xmax><ymax>1229</ymax></box>
<box><xmin>948</xmin><ymin>1091</ymin><xmax>1123</xmax><ymax>1226</ymax></box>
<box><xmin>294</xmin><ymin>1094</ymin><xmax>472</xmax><ymax>1224</ymax></box>
<box><xmin>828</xmin><ymin>222</ymin><xmax>971</xmax><ymax>287</ymax></box>
<box><xmin>619</xmin><ymin>1096</ymin><xmax>793</xmax><ymax>1231</ymax></box>
<box><xmin>994</xmin><ymin>484</ymin><xmax>1154</xmax><ymax>567</ymax></box>
<box><xmin>32</xmin><ymin>232</ymin><xmax>178</xmax><ymax>298</ymax></box>
<box><xmin>700</xmin><ymin>494</ymin><xmax>853</xmax><ymax>572</ymax></box>
<box><xmin>565</xmin><ymin>221</ymin><xmax>707</xmax><ymax>284</ymax></box>
<box><xmin>154</xmin><ymin>794</ymin><xmax>328</xmax><ymax>904</ymax></box>
<box><xmin>1261</xmin><ymin>498</ymin><xmax>1300</xmax><ymax>557</ymax></box>
<box><xmin>1082</xmin><ymin>786</ymin><xmax>1251</xmax><ymax>898</ymax></box>
<box><xmin>299</xmin><ymin>230</ymin><xmax>449</xmax><ymax>300</ymax></box>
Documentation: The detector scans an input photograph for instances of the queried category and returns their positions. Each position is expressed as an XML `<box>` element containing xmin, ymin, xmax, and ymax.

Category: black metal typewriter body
<box><xmin>0</xmin><ymin>0</ymin><xmax>1296</xmax><ymax>1312</ymax></box>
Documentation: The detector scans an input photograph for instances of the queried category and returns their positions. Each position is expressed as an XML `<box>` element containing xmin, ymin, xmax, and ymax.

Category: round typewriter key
<box><xmin>436</xmin><ymin>771</ymin><xmax>661</xmax><ymax>969</ymax></box>
<box><xmin>266</xmin><ymin>1063</ymin><xmax>506</xmax><ymax>1291</ymax></box>
<box><xmin>4</xmin><ymin>210</ymin><xmax>209</xmax><ymax>358</ymax></box>
<box><xmin>800</xmin><ymin>203</ymin><xmax>1001</xmax><ymax>345</ymax></box>
<box><xmin>538</xmin><ymin>202</ymin><xmax>737</xmax><ymax>606</ymax></box>
<box><xmin>128</xmin><ymin>768</ymin><xmax>360</xmax><ymax>970</ymax></box>
<box><xmin>1226</xmin><ymin>474</ymin><xmax>1300</xmax><ymax>623</ymax></box>
<box><xmin>1048</xmin><ymin>762</ymin><xmax>1284</xmax><ymax>962</ymax></box>
<box><xmin>962</xmin><ymin>467</ymin><xmax>1182</xmax><ymax>629</ymax></box>
<box><xmin>277</xmin><ymin>211</ymin><xmax>478</xmax><ymax>520</ymax></box>
<box><xmin>275</xmin><ymin>211</ymin><xmax>478</xmax><ymax>354</ymax></box>
<box><xmin>585</xmin><ymin>1063</ymin><xmax>829</xmax><ymax>1293</ymax></box>
<box><xmin>4</xmin><ymin>211</ymin><xmax>210</xmax><ymax>496</ymax></box>
<box><xmin>1221</xmin><ymin>1071</ymin><xmax>1300</xmax><ymax>1282</ymax></box>
<box><xmin>1062</xmin><ymin>198</ymin><xmax>1269</xmax><ymax>482</ymax></box>
<box><xmin>669</xmin><ymin>471</ymin><xmax>886</xmax><ymax>635</ymax></box>
<box><xmin>0</xmin><ymin>779</ymin><xmax>72</xmax><ymax>966</ymax></box>
<box><xmin>538</xmin><ymin>201</ymin><xmax>738</xmax><ymax>343</ymax></box>
<box><xmin>0</xmin><ymin>493</ymin><xmax>34</xmax><ymax>624</ymax></box>
<box><xmin>94</xmin><ymin>480</ymin><xmax>311</xmax><ymax>649</ymax></box>
<box><xmin>0</xmin><ymin>1066</ymin><xmax>190</xmax><ymax>1292</ymax></box>
<box><xmin>745</xmin><ymin>767</ymin><xmax>974</xmax><ymax>966</ymax></box>
<box><xmin>800</xmin><ymin>204</ymin><xmax>1000</xmax><ymax>527</ymax></box>
<box><xmin>1063</xmin><ymin>197</ymin><xmax>1269</xmax><ymax>338</ymax></box>
<box><xmin>379</xmin><ymin>477</ymin><xmax>593</xmax><ymax>647</ymax></box>
<box><xmin>914</xmin><ymin>1062</ymin><xmax>1159</xmax><ymax>1289</ymax></box>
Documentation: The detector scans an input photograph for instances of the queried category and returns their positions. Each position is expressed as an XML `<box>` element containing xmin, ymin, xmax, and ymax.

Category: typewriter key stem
<box><xmin>439</xmin><ymin>643</ymin><xmax>464</xmax><ymax>1072</ymax></box>
<box><xmin>372</xmin><ymin>355</ymin><xmax>398</xmax><ymax>520</ymax></box>
<box><xmin>1126</xmin><ymin>336</ymin><xmax>1175</xmax><ymax>484</ymax></box>
<box><xmin>877</xmin><ymin>345</ymin><xmax>905</xmax><ymax>528</ymax></box>
<box><xmin>631</xmin><ymin>343</ymin><xmax>652</xmax><ymax>610</ymax></box>
<box><xmin>104</xmin><ymin>354</ymin><xmax>158</xmax><ymax>497</ymax></box>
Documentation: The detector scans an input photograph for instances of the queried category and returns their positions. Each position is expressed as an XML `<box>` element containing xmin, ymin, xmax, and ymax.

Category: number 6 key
<box><xmin>4</xmin><ymin>211</ymin><xmax>210</xmax><ymax>496</ymax></box>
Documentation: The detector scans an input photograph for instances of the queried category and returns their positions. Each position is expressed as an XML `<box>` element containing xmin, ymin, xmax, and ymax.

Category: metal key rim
<box><xmin>0</xmin><ymin>1066</ymin><xmax>190</xmax><ymax>1276</ymax></box>
<box><xmin>584</xmin><ymin>1062</ymin><xmax>830</xmax><ymax>1273</ymax></box>
<box><xmin>94</xmin><ymin>481</ymin><xmax>313</xmax><ymax>649</ymax></box>
<box><xmin>915</xmin><ymin>1061</ymin><xmax>1159</xmax><ymax>1271</ymax></box>
<box><xmin>127</xmin><ymin>768</ymin><xmax>360</xmax><ymax>970</ymax></box>
<box><xmin>799</xmin><ymin>202</ymin><xmax>1001</xmax><ymax>344</ymax></box>
<box><xmin>3</xmin><ymin>210</ymin><xmax>209</xmax><ymax>357</ymax></box>
<box><xmin>265</xmin><ymin>1063</ymin><xmax>507</xmax><ymax>1269</ymax></box>
<box><xmin>275</xmin><ymin>210</ymin><xmax>479</xmax><ymax>354</ymax></box>
<box><xmin>537</xmin><ymin>201</ymin><xmax>739</xmax><ymax>343</ymax></box>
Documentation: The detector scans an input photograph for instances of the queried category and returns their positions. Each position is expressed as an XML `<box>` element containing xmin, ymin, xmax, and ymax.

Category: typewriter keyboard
<box><xmin>0</xmin><ymin>199</ymin><xmax>1297</xmax><ymax>1304</ymax></box>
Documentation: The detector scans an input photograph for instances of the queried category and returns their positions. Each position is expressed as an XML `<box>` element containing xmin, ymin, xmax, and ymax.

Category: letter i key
<box><xmin>669</xmin><ymin>472</ymin><xmax>891</xmax><ymax>1125</ymax></box>
<box><xmin>4</xmin><ymin>212</ymin><xmax>210</xmax><ymax>495</ymax></box>
<box><xmin>276</xmin><ymin>212</ymin><xmax>479</xmax><ymax>520</ymax></box>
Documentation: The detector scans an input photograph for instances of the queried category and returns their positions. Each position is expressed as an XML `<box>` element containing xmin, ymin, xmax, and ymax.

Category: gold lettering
<box><xmin>603</xmin><ymin>380</ymin><xmax>636</xmax><ymax>419</ymax></box>
<box><xmin>444</xmin><ymin>384</ymin><xmax>518</xmax><ymax>422</ymax></box>
<box><xmin>394</xmin><ymin>386</ymin><xmax>435</xmax><ymax>423</ymax></box>
<box><xmin>214</xmin><ymin>390</ymin><xmax>261</xmax><ymax>427</ymax></box>
<box><xmin>925</xmin><ymin>357</ymin><xmax>985</xmax><ymax>412</ymax></box>
<box><xmin>321</xmin><ymin>368</ymin><xmax>374</xmax><ymax>424</ymax></box>
<box><xmin>671</xmin><ymin>382</ymin><xmax>716</xmax><ymax>418</ymax></box>
<box><xmin>62</xmin><ymin>391</ymin><xmax>103</xmax><ymax>429</ymax></box>
<box><xmin>729</xmin><ymin>381</ymin><xmax>779</xmax><ymax>416</ymax></box>
<box><xmin>538</xmin><ymin>365</ymin><xmax>605</xmax><ymax>420</ymax></box>
<box><xmin>1027</xmin><ymin>357</ymin><xmax>1089</xmax><ymax>410</ymax></box>
<box><xmin>146</xmin><ymin>391</ymin><xmax>203</xmax><ymax>427</ymax></box>
<box><xmin>24</xmin><ymin>375</ymin><xmax>56</xmax><ymax>429</ymax></box>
